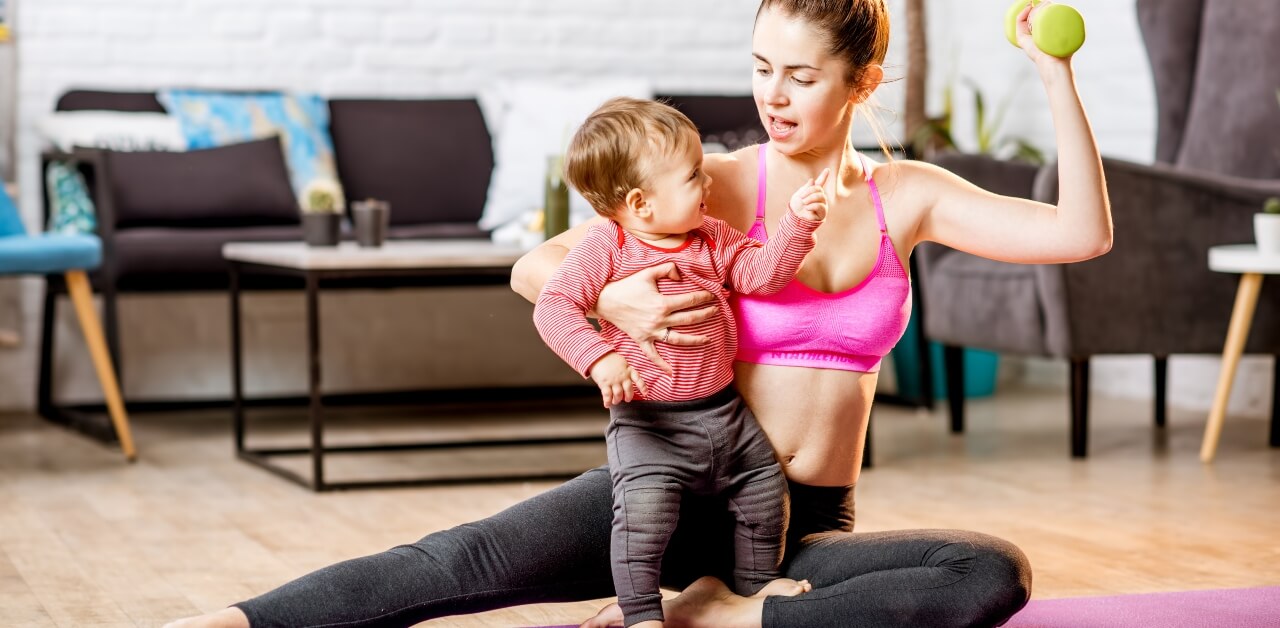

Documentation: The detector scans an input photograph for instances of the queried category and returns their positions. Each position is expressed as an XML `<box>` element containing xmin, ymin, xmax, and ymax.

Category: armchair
<box><xmin>0</xmin><ymin>177</ymin><xmax>135</xmax><ymax>460</ymax></box>
<box><xmin>916</xmin><ymin>0</ymin><xmax>1280</xmax><ymax>457</ymax></box>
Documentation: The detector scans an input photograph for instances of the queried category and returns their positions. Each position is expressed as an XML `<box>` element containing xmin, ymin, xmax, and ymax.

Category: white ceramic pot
<box><xmin>1255</xmin><ymin>213</ymin><xmax>1280</xmax><ymax>254</ymax></box>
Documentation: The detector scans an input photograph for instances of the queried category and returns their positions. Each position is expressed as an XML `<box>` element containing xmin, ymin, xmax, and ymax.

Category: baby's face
<box><xmin>638</xmin><ymin>140</ymin><xmax>712</xmax><ymax>235</ymax></box>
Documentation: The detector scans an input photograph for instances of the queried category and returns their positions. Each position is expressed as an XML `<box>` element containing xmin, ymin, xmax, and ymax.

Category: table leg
<box><xmin>231</xmin><ymin>264</ymin><xmax>245</xmax><ymax>453</ymax></box>
<box><xmin>1201</xmin><ymin>272</ymin><xmax>1264</xmax><ymax>463</ymax></box>
<box><xmin>307</xmin><ymin>272</ymin><xmax>325</xmax><ymax>490</ymax></box>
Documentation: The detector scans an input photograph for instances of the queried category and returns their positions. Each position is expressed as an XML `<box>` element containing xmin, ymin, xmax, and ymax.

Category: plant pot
<box><xmin>303</xmin><ymin>213</ymin><xmax>342</xmax><ymax>247</ymax></box>
<box><xmin>1255</xmin><ymin>213</ymin><xmax>1280</xmax><ymax>255</ymax></box>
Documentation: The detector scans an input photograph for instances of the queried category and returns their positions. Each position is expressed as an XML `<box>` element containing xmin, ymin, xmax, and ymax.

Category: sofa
<box><xmin>36</xmin><ymin>89</ymin><xmax>764</xmax><ymax>429</ymax></box>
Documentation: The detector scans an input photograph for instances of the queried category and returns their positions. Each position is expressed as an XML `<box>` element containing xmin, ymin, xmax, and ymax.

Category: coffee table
<box><xmin>222</xmin><ymin>240</ymin><xmax>602</xmax><ymax>491</ymax></box>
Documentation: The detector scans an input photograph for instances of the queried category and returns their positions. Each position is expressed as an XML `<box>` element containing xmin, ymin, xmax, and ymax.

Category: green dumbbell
<box><xmin>1005</xmin><ymin>0</ymin><xmax>1086</xmax><ymax>58</ymax></box>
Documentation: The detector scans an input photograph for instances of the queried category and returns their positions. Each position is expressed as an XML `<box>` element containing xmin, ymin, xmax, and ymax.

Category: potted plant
<box><xmin>1256</xmin><ymin>197</ymin><xmax>1280</xmax><ymax>255</ymax></box>
<box><xmin>301</xmin><ymin>179</ymin><xmax>344</xmax><ymax>247</ymax></box>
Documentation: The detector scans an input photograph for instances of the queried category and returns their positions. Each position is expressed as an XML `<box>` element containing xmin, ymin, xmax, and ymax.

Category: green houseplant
<box><xmin>1256</xmin><ymin>89</ymin><xmax>1280</xmax><ymax>254</ymax></box>
<box><xmin>1257</xmin><ymin>197</ymin><xmax>1280</xmax><ymax>255</ymax></box>
<box><xmin>912</xmin><ymin>78</ymin><xmax>1044</xmax><ymax>165</ymax></box>
<box><xmin>301</xmin><ymin>179</ymin><xmax>344</xmax><ymax>247</ymax></box>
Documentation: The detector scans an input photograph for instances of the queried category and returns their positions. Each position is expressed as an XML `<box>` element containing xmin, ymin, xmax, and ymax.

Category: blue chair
<box><xmin>0</xmin><ymin>184</ymin><xmax>135</xmax><ymax>461</ymax></box>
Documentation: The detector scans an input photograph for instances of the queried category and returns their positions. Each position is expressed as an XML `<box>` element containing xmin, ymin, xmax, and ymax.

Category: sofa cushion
<box><xmin>0</xmin><ymin>234</ymin><xmax>101</xmax><ymax>275</ymax></box>
<box><xmin>105</xmin><ymin>137</ymin><xmax>299</xmax><ymax>228</ymax></box>
<box><xmin>110</xmin><ymin>225</ymin><xmax>303</xmax><ymax>290</ymax></box>
<box><xmin>158</xmin><ymin>89</ymin><xmax>344</xmax><ymax>208</ymax></box>
<box><xmin>329</xmin><ymin>99</ymin><xmax>492</xmax><ymax>228</ymax></box>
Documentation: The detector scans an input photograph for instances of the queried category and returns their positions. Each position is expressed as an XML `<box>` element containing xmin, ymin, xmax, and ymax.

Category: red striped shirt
<box><xmin>534</xmin><ymin>212</ymin><xmax>820</xmax><ymax>401</ymax></box>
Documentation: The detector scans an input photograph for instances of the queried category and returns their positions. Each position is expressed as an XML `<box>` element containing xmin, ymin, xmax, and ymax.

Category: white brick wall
<box><xmin>1</xmin><ymin>0</ymin><xmax>1269</xmax><ymax>419</ymax></box>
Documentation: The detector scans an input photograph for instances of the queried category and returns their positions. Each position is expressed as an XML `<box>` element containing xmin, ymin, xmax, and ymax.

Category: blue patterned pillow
<box><xmin>45</xmin><ymin>161</ymin><xmax>96</xmax><ymax>235</ymax></box>
<box><xmin>157</xmin><ymin>90</ymin><xmax>344</xmax><ymax>210</ymax></box>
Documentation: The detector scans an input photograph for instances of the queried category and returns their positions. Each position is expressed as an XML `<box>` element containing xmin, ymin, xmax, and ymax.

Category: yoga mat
<box><xmin>530</xmin><ymin>586</ymin><xmax>1280</xmax><ymax>628</ymax></box>
<box><xmin>1004</xmin><ymin>586</ymin><xmax>1280</xmax><ymax>627</ymax></box>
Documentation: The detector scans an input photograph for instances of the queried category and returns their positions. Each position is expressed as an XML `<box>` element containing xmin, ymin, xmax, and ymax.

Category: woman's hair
<box><xmin>756</xmin><ymin>0</ymin><xmax>890</xmax><ymax>86</ymax></box>
<box><xmin>755</xmin><ymin>0</ymin><xmax>898</xmax><ymax>158</ymax></box>
<box><xmin>565</xmin><ymin>97</ymin><xmax>701</xmax><ymax>218</ymax></box>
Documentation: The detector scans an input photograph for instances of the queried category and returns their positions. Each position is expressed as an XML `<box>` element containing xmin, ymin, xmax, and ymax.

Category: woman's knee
<box><xmin>953</xmin><ymin>532</ymin><xmax>1033</xmax><ymax>627</ymax></box>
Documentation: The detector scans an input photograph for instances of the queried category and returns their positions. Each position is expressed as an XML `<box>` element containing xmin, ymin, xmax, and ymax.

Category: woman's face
<box><xmin>752</xmin><ymin>8</ymin><xmax>860</xmax><ymax>153</ymax></box>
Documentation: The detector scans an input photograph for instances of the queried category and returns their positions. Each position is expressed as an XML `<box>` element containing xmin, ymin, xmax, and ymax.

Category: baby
<box><xmin>533</xmin><ymin>97</ymin><xmax>828</xmax><ymax>628</ymax></box>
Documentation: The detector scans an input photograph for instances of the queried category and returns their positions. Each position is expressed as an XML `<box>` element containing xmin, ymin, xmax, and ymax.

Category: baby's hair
<box><xmin>565</xmin><ymin>97</ymin><xmax>701</xmax><ymax>218</ymax></box>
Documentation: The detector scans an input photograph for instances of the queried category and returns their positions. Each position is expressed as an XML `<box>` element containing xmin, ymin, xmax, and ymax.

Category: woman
<box><xmin>172</xmin><ymin>1</ymin><xmax>1107</xmax><ymax>626</ymax></box>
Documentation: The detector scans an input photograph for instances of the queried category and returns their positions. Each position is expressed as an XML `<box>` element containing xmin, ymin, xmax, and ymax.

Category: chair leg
<box><xmin>943</xmin><ymin>344</ymin><xmax>965</xmax><ymax>433</ymax></box>
<box><xmin>1070</xmin><ymin>357</ymin><xmax>1090</xmax><ymax>458</ymax></box>
<box><xmin>1154</xmin><ymin>355</ymin><xmax>1168</xmax><ymax>428</ymax></box>
<box><xmin>37</xmin><ymin>279</ymin><xmax>58</xmax><ymax>419</ymax></box>
<box><xmin>64</xmin><ymin>271</ymin><xmax>135</xmax><ymax>462</ymax></box>
<box><xmin>1271</xmin><ymin>356</ymin><xmax>1280</xmax><ymax>448</ymax></box>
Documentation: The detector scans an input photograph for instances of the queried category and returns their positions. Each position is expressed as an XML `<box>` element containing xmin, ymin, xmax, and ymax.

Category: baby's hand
<box><xmin>588</xmin><ymin>352</ymin><xmax>647</xmax><ymax>408</ymax></box>
<box><xmin>788</xmin><ymin>168</ymin><xmax>830</xmax><ymax>222</ymax></box>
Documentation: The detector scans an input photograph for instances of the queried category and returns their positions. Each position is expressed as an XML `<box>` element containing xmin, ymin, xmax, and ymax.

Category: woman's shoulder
<box><xmin>703</xmin><ymin>145</ymin><xmax>760</xmax><ymax>231</ymax></box>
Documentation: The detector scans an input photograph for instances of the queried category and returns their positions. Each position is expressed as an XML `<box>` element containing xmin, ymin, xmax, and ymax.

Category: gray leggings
<box><xmin>607</xmin><ymin>388</ymin><xmax>788</xmax><ymax>625</ymax></box>
<box><xmin>235</xmin><ymin>465</ymin><xmax>1032</xmax><ymax>627</ymax></box>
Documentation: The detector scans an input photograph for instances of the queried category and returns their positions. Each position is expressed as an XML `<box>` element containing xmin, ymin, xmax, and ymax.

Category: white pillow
<box><xmin>36</xmin><ymin>111</ymin><xmax>188</xmax><ymax>153</ymax></box>
<box><xmin>478</xmin><ymin>79</ymin><xmax>653</xmax><ymax>230</ymax></box>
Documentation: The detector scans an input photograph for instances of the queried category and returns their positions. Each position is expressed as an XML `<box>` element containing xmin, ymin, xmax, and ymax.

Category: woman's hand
<box><xmin>594</xmin><ymin>262</ymin><xmax>717</xmax><ymax>374</ymax></box>
<box><xmin>1014</xmin><ymin>1</ymin><xmax>1074</xmax><ymax>68</ymax></box>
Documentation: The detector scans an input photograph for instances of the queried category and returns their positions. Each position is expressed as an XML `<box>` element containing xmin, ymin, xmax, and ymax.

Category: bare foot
<box><xmin>750</xmin><ymin>577</ymin><xmax>812</xmax><ymax>599</ymax></box>
<box><xmin>579</xmin><ymin>601</ymin><xmax>624</xmax><ymax>628</ymax></box>
<box><xmin>580</xmin><ymin>577</ymin><xmax>765</xmax><ymax>628</ymax></box>
<box><xmin>162</xmin><ymin>607</ymin><xmax>250</xmax><ymax>628</ymax></box>
<box><xmin>664</xmin><ymin>576</ymin><xmax>762</xmax><ymax>628</ymax></box>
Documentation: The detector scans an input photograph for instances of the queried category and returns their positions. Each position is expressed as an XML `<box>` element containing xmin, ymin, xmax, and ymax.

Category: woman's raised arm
<box><xmin>912</xmin><ymin>3</ymin><xmax>1111</xmax><ymax>264</ymax></box>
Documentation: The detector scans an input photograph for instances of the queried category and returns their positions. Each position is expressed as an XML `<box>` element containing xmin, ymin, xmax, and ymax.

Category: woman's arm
<box><xmin>511</xmin><ymin>218</ymin><xmax>600</xmax><ymax>304</ymax></box>
<box><xmin>510</xmin><ymin>213</ymin><xmax>719</xmax><ymax>360</ymax></box>
<box><xmin>912</xmin><ymin>5</ymin><xmax>1111</xmax><ymax>264</ymax></box>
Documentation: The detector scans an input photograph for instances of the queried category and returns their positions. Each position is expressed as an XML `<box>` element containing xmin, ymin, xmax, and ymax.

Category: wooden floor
<box><xmin>2</xmin><ymin>385</ymin><xmax>1278</xmax><ymax>627</ymax></box>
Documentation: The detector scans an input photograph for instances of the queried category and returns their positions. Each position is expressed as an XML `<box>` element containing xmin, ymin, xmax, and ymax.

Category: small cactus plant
<box><xmin>300</xmin><ymin>179</ymin><xmax>345</xmax><ymax>213</ymax></box>
<box><xmin>1264</xmin><ymin>197</ymin><xmax>1280</xmax><ymax>215</ymax></box>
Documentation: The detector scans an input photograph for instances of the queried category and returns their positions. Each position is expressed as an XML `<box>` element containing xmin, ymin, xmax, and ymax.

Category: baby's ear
<box><xmin>625</xmin><ymin>188</ymin><xmax>650</xmax><ymax>218</ymax></box>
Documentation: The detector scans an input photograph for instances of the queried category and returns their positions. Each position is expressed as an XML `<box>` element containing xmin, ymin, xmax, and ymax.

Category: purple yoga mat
<box><xmin>1005</xmin><ymin>586</ymin><xmax>1280</xmax><ymax>628</ymax></box>
<box><xmin>531</xmin><ymin>586</ymin><xmax>1280</xmax><ymax>628</ymax></box>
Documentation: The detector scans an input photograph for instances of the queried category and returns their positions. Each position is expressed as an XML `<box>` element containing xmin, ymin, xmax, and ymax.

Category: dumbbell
<box><xmin>1005</xmin><ymin>0</ymin><xmax>1085</xmax><ymax>58</ymax></box>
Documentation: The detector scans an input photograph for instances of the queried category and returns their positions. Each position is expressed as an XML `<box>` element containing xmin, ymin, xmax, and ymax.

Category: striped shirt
<box><xmin>534</xmin><ymin>212</ymin><xmax>820</xmax><ymax>401</ymax></box>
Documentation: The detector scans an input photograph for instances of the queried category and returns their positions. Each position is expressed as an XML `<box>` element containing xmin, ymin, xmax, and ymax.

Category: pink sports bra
<box><xmin>732</xmin><ymin>144</ymin><xmax>912</xmax><ymax>373</ymax></box>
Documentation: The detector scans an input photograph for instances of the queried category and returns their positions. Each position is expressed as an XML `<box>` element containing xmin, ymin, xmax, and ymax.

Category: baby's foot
<box><xmin>578</xmin><ymin>602</ymin><xmax>622</xmax><ymax>628</ymax></box>
<box><xmin>750</xmin><ymin>577</ymin><xmax>812</xmax><ymax>599</ymax></box>
<box><xmin>577</xmin><ymin>606</ymin><xmax>664</xmax><ymax>628</ymax></box>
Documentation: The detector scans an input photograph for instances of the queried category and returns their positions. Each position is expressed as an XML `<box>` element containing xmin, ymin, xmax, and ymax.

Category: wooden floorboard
<box><xmin>2</xmin><ymin>385</ymin><xmax>1278</xmax><ymax>626</ymax></box>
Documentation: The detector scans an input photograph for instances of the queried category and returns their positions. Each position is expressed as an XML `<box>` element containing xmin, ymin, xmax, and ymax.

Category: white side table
<box><xmin>1201</xmin><ymin>244</ymin><xmax>1280</xmax><ymax>462</ymax></box>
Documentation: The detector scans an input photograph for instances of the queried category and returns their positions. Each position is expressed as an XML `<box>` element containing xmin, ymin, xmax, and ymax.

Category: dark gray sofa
<box><xmin>36</xmin><ymin>89</ymin><xmax>763</xmax><ymax>428</ymax></box>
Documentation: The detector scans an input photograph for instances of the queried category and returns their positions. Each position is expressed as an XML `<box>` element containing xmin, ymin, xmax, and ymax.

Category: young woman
<box><xmin>170</xmin><ymin>1</ymin><xmax>1107</xmax><ymax>626</ymax></box>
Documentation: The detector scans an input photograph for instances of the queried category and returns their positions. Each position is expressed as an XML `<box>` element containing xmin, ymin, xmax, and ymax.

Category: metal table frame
<box><xmin>228</xmin><ymin>259</ymin><xmax>603</xmax><ymax>491</ymax></box>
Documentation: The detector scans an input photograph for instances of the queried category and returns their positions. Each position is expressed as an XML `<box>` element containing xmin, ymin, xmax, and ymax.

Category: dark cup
<box><xmin>352</xmin><ymin>199</ymin><xmax>390</xmax><ymax>248</ymax></box>
<box><xmin>302</xmin><ymin>212</ymin><xmax>342</xmax><ymax>247</ymax></box>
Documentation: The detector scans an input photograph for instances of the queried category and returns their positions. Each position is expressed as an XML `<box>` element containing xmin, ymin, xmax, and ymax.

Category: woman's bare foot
<box><xmin>750</xmin><ymin>577</ymin><xmax>812</xmax><ymax>599</ymax></box>
<box><xmin>162</xmin><ymin>607</ymin><xmax>250</xmax><ymax>628</ymax></box>
<box><xmin>580</xmin><ymin>576</ymin><xmax>767</xmax><ymax>628</ymax></box>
